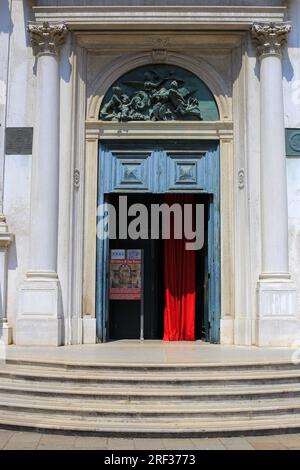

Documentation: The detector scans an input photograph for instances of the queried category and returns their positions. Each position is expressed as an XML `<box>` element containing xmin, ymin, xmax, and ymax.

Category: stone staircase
<box><xmin>0</xmin><ymin>359</ymin><xmax>300</xmax><ymax>437</ymax></box>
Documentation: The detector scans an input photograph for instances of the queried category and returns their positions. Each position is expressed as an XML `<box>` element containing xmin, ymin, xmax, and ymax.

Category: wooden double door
<box><xmin>96</xmin><ymin>142</ymin><xmax>220</xmax><ymax>343</ymax></box>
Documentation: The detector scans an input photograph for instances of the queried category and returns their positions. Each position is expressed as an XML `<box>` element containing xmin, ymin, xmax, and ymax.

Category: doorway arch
<box><xmin>87</xmin><ymin>52</ymin><xmax>231</xmax><ymax>121</ymax></box>
<box><xmin>83</xmin><ymin>51</ymin><xmax>235</xmax><ymax>346</ymax></box>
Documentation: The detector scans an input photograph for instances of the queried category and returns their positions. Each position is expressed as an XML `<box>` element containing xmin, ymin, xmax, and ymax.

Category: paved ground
<box><xmin>2</xmin><ymin>341</ymin><xmax>298</xmax><ymax>365</ymax></box>
<box><xmin>0</xmin><ymin>431</ymin><xmax>300</xmax><ymax>450</ymax></box>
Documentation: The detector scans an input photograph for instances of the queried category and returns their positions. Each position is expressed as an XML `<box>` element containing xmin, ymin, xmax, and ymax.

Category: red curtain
<box><xmin>163</xmin><ymin>194</ymin><xmax>196</xmax><ymax>341</ymax></box>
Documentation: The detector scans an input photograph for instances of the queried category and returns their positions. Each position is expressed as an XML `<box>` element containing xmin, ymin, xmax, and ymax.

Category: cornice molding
<box><xmin>32</xmin><ymin>6</ymin><xmax>286</xmax><ymax>31</ymax></box>
<box><xmin>28</xmin><ymin>21</ymin><xmax>68</xmax><ymax>56</ymax></box>
<box><xmin>251</xmin><ymin>22</ymin><xmax>291</xmax><ymax>58</ymax></box>
<box><xmin>85</xmin><ymin>120</ymin><xmax>233</xmax><ymax>141</ymax></box>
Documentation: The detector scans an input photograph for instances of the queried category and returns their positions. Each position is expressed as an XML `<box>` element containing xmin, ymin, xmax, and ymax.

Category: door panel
<box><xmin>112</xmin><ymin>152</ymin><xmax>153</xmax><ymax>191</ymax></box>
<box><xmin>165</xmin><ymin>151</ymin><xmax>206</xmax><ymax>191</ymax></box>
<box><xmin>103</xmin><ymin>149</ymin><xmax>158</xmax><ymax>193</ymax></box>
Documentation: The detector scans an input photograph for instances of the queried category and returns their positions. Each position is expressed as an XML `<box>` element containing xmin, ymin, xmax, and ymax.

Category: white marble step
<box><xmin>5</xmin><ymin>358</ymin><xmax>299</xmax><ymax>372</ymax></box>
<box><xmin>1</xmin><ymin>360</ymin><xmax>300</xmax><ymax>436</ymax></box>
<box><xmin>1</xmin><ymin>365</ymin><xmax>300</xmax><ymax>385</ymax></box>
<box><xmin>0</xmin><ymin>409</ymin><xmax>300</xmax><ymax>437</ymax></box>
<box><xmin>0</xmin><ymin>378</ymin><xmax>300</xmax><ymax>400</ymax></box>
<box><xmin>0</xmin><ymin>393</ymin><xmax>300</xmax><ymax>419</ymax></box>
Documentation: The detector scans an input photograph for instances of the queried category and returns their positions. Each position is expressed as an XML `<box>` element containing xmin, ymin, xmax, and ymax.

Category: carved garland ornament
<box><xmin>27</xmin><ymin>21</ymin><xmax>68</xmax><ymax>56</ymax></box>
<box><xmin>251</xmin><ymin>22</ymin><xmax>291</xmax><ymax>57</ymax></box>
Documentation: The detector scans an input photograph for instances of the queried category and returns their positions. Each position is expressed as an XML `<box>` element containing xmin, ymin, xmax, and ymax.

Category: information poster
<box><xmin>109</xmin><ymin>249</ymin><xmax>142</xmax><ymax>300</ymax></box>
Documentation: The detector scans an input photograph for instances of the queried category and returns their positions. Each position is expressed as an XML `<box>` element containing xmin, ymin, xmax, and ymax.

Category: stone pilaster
<box><xmin>251</xmin><ymin>22</ymin><xmax>300</xmax><ymax>346</ymax></box>
<box><xmin>16</xmin><ymin>23</ymin><xmax>68</xmax><ymax>346</ymax></box>
<box><xmin>0</xmin><ymin>216</ymin><xmax>14</xmax><ymax>345</ymax></box>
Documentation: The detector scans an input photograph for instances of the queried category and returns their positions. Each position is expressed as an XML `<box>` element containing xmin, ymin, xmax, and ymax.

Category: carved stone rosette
<box><xmin>251</xmin><ymin>22</ymin><xmax>291</xmax><ymax>58</ymax></box>
<box><xmin>28</xmin><ymin>21</ymin><xmax>68</xmax><ymax>56</ymax></box>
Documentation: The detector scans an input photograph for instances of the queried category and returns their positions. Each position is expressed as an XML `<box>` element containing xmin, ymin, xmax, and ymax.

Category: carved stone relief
<box><xmin>99</xmin><ymin>64</ymin><xmax>219</xmax><ymax>122</ymax></box>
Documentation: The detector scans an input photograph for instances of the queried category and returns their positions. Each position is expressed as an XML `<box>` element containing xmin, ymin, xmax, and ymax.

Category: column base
<box><xmin>220</xmin><ymin>318</ymin><xmax>234</xmax><ymax>345</ymax></box>
<box><xmin>0</xmin><ymin>324</ymin><xmax>13</xmax><ymax>345</ymax></box>
<box><xmin>256</xmin><ymin>279</ymin><xmax>300</xmax><ymax>347</ymax></box>
<box><xmin>234</xmin><ymin>318</ymin><xmax>253</xmax><ymax>346</ymax></box>
<box><xmin>63</xmin><ymin>318</ymin><xmax>96</xmax><ymax>345</ymax></box>
<box><xmin>83</xmin><ymin>317</ymin><xmax>97</xmax><ymax>344</ymax></box>
<box><xmin>16</xmin><ymin>274</ymin><xmax>63</xmax><ymax>346</ymax></box>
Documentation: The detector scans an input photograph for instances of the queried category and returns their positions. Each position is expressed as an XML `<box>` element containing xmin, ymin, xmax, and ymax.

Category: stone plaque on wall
<box><xmin>286</xmin><ymin>128</ymin><xmax>300</xmax><ymax>157</ymax></box>
<box><xmin>5</xmin><ymin>127</ymin><xmax>33</xmax><ymax>155</ymax></box>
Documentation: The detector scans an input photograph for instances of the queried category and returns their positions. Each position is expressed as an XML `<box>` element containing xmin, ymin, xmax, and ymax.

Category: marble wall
<box><xmin>1</xmin><ymin>0</ymin><xmax>35</xmax><ymax>340</ymax></box>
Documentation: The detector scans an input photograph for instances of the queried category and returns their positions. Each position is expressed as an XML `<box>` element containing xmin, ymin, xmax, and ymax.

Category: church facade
<box><xmin>1</xmin><ymin>0</ymin><xmax>300</xmax><ymax>348</ymax></box>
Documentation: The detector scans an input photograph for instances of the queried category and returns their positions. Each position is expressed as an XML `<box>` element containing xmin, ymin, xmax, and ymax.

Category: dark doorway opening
<box><xmin>106</xmin><ymin>193</ymin><xmax>210</xmax><ymax>341</ymax></box>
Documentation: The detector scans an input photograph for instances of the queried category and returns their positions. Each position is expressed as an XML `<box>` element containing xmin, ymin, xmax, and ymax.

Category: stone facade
<box><xmin>1</xmin><ymin>0</ymin><xmax>300</xmax><ymax>348</ymax></box>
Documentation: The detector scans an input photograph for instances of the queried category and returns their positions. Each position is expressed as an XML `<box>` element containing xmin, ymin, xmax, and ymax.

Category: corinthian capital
<box><xmin>251</xmin><ymin>22</ymin><xmax>291</xmax><ymax>58</ymax></box>
<box><xmin>28</xmin><ymin>22</ymin><xmax>68</xmax><ymax>56</ymax></box>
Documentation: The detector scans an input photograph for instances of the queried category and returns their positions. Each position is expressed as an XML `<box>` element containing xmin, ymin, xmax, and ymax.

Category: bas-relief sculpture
<box><xmin>100</xmin><ymin>65</ymin><xmax>219</xmax><ymax>122</ymax></box>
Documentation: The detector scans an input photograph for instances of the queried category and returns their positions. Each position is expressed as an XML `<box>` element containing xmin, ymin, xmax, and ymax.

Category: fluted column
<box><xmin>251</xmin><ymin>22</ymin><xmax>300</xmax><ymax>346</ymax></box>
<box><xmin>252</xmin><ymin>22</ymin><xmax>291</xmax><ymax>277</ymax></box>
<box><xmin>17</xmin><ymin>22</ymin><xmax>68</xmax><ymax>346</ymax></box>
<box><xmin>28</xmin><ymin>22</ymin><xmax>67</xmax><ymax>274</ymax></box>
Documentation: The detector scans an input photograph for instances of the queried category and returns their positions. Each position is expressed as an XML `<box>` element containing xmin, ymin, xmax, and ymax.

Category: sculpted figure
<box><xmin>100</xmin><ymin>87</ymin><xmax>132</xmax><ymax>121</ymax></box>
<box><xmin>130</xmin><ymin>91</ymin><xmax>150</xmax><ymax>113</ymax></box>
<box><xmin>126</xmin><ymin>91</ymin><xmax>150</xmax><ymax>120</ymax></box>
<box><xmin>100</xmin><ymin>86</ymin><xmax>122</xmax><ymax>120</ymax></box>
<box><xmin>168</xmin><ymin>81</ymin><xmax>203</xmax><ymax>120</ymax></box>
<box><xmin>184</xmin><ymin>96</ymin><xmax>203</xmax><ymax>120</ymax></box>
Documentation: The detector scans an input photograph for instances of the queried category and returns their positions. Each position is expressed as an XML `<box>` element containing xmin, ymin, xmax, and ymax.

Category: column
<box><xmin>251</xmin><ymin>22</ymin><xmax>300</xmax><ymax>346</ymax></box>
<box><xmin>16</xmin><ymin>22</ymin><xmax>68</xmax><ymax>346</ymax></box>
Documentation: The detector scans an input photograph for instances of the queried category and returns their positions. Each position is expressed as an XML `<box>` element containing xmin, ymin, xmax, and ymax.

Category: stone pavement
<box><xmin>0</xmin><ymin>430</ymin><xmax>300</xmax><ymax>450</ymax></box>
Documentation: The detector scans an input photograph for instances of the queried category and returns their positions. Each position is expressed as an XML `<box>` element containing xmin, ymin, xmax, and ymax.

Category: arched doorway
<box><xmin>95</xmin><ymin>64</ymin><xmax>220</xmax><ymax>343</ymax></box>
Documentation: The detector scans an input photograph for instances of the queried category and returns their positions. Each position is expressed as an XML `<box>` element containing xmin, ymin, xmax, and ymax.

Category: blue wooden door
<box><xmin>96</xmin><ymin>141</ymin><xmax>220</xmax><ymax>343</ymax></box>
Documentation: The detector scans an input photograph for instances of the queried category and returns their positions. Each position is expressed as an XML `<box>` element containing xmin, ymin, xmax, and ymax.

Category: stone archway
<box><xmin>82</xmin><ymin>50</ymin><xmax>235</xmax><ymax>346</ymax></box>
<box><xmin>87</xmin><ymin>52</ymin><xmax>232</xmax><ymax>122</ymax></box>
